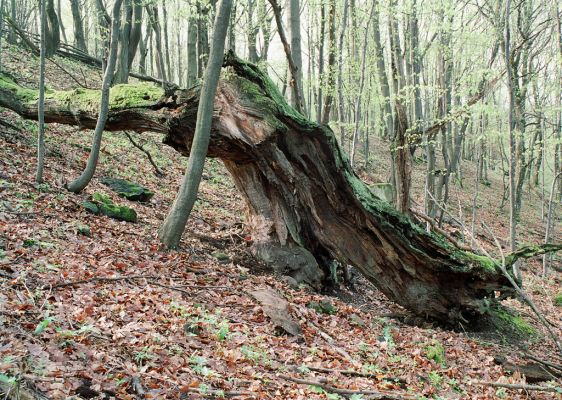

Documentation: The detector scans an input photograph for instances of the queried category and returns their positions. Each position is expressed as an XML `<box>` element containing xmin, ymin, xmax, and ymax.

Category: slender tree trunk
<box><xmin>336</xmin><ymin>0</ymin><xmax>349</xmax><ymax>145</ymax></box>
<box><xmin>372</xmin><ymin>0</ymin><xmax>392</xmax><ymax>139</ymax></box>
<box><xmin>321</xmin><ymin>0</ymin><xmax>336</xmax><ymax>125</ymax></box>
<box><xmin>247</xmin><ymin>0</ymin><xmax>259</xmax><ymax>62</ymax></box>
<box><xmin>162</xmin><ymin>4</ymin><xmax>172</xmax><ymax>81</ymax></box>
<box><xmin>350</xmin><ymin>6</ymin><xmax>374</xmax><ymax>168</ymax></box>
<box><xmin>66</xmin><ymin>0</ymin><xmax>123</xmax><ymax>193</ymax></box>
<box><xmin>187</xmin><ymin>3</ymin><xmax>198</xmax><ymax>86</ymax></box>
<box><xmin>70</xmin><ymin>0</ymin><xmax>87</xmax><ymax>53</ymax></box>
<box><xmin>542</xmin><ymin>172</ymin><xmax>561</xmax><ymax>276</ymax></box>
<box><xmin>504</xmin><ymin>0</ymin><xmax>520</xmax><ymax>280</ymax></box>
<box><xmin>286</xmin><ymin>0</ymin><xmax>305</xmax><ymax>113</ymax></box>
<box><xmin>268</xmin><ymin>0</ymin><xmax>304</xmax><ymax>114</ymax></box>
<box><xmin>36</xmin><ymin>0</ymin><xmax>47</xmax><ymax>183</ymax></box>
<box><xmin>57</xmin><ymin>0</ymin><xmax>67</xmax><ymax>43</ymax></box>
<box><xmin>316</xmin><ymin>1</ymin><xmax>325</xmax><ymax>123</ymax></box>
<box><xmin>145</xmin><ymin>5</ymin><xmax>167</xmax><ymax>83</ymax></box>
<box><xmin>113</xmin><ymin>0</ymin><xmax>132</xmax><ymax>84</ymax></box>
<box><xmin>196</xmin><ymin>1</ymin><xmax>209</xmax><ymax>77</ymax></box>
<box><xmin>159</xmin><ymin>0</ymin><xmax>232</xmax><ymax>248</ymax></box>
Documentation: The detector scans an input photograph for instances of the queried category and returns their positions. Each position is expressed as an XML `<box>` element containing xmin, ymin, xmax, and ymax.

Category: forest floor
<box><xmin>1</xmin><ymin>44</ymin><xmax>561</xmax><ymax>399</ymax></box>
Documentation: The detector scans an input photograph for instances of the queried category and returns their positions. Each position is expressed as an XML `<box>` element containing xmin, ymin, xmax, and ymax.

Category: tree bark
<box><xmin>66</xmin><ymin>0</ymin><xmax>123</xmax><ymax>193</ymax></box>
<box><xmin>158</xmin><ymin>0</ymin><xmax>232</xmax><ymax>248</ymax></box>
<box><xmin>36</xmin><ymin>0</ymin><xmax>47</xmax><ymax>183</ymax></box>
<box><xmin>5</xmin><ymin>54</ymin><xmax>561</xmax><ymax>323</ymax></box>
<box><xmin>70</xmin><ymin>0</ymin><xmax>87</xmax><ymax>53</ymax></box>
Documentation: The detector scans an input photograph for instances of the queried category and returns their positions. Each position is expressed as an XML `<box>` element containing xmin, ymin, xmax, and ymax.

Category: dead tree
<box><xmin>1</xmin><ymin>54</ymin><xmax>559</xmax><ymax>322</ymax></box>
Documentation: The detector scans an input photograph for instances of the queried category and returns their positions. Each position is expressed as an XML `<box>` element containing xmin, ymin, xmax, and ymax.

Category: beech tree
<box><xmin>158</xmin><ymin>0</ymin><xmax>233</xmax><ymax>248</ymax></box>
<box><xmin>66</xmin><ymin>0</ymin><xmax>124</xmax><ymax>193</ymax></box>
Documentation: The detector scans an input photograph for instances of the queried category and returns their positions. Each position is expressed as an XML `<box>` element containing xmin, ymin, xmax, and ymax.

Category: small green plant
<box><xmin>297</xmin><ymin>364</ymin><xmax>310</xmax><ymax>375</ymax></box>
<box><xmin>554</xmin><ymin>293</ymin><xmax>562</xmax><ymax>306</ymax></box>
<box><xmin>34</xmin><ymin>315</ymin><xmax>55</xmax><ymax>335</ymax></box>
<box><xmin>189</xmin><ymin>355</ymin><xmax>218</xmax><ymax>377</ymax></box>
<box><xmin>427</xmin><ymin>371</ymin><xmax>443</xmax><ymax>389</ymax></box>
<box><xmin>240</xmin><ymin>345</ymin><xmax>270</xmax><ymax>366</ymax></box>
<box><xmin>134</xmin><ymin>347</ymin><xmax>154</xmax><ymax>366</ymax></box>
<box><xmin>424</xmin><ymin>340</ymin><xmax>446</xmax><ymax>366</ymax></box>
<box><xmin>215</xmin><ymin>320</ymin><xmax>230</xmax><ymax>341</ymax></box>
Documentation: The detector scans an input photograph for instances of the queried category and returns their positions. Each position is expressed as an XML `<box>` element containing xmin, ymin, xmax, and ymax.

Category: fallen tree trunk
<box><xmin>1</xmin><ymin>53</ymin><xmax>559</xmax><ymax>322</ymax></box>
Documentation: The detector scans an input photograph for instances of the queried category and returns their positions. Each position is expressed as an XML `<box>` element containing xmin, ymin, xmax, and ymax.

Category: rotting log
<box><xmin>1</xmin><ymin>53</ymin><xmax>560</xmax><ymax>322</ymax></box>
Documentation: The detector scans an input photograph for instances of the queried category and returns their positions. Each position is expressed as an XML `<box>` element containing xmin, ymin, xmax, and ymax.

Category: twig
<box><xmin>123</xmin><ymin>131</ymin><xmax>165</xmax><ymax>177</ymax></box>
<box><xmin>279</xmin><ymin>374</ymin><xmax>416</xmax><ymax>399</ymax></box>
<box><xmin>472</xmin><ymin>381</ymin><xmax>559</xmax><ymax>393</ymax></box>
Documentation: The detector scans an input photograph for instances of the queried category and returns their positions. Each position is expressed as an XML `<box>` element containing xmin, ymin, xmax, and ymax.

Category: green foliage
<box><xmin>427</xmin><ymin>371</ymin><xmax>443</xmax><ymax>388</ymax></box>
<box><xmin>554</xmin><ymin>293</ymin><xmax>562</xmax><ymax>306</ymax></box>
<box><xmin>424</xmin><ymin>340</ymin><xmax>446</xmax><ymax>366</ymax></box>
<box><xmin>34</xmin><ymin>315</ymin><xmax>55</xmax><ymax>335</ymax></box>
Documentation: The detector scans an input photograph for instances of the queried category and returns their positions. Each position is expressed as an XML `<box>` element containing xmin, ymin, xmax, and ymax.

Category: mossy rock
<box><xmin>100</xmin><ymin>177</ymin><xmax>154</xmax><ymax>202</ymax></box>
<box><xmin>82</xmin><ymin>193</ymin><xmax>137</xmax><ymax>223</ymax></box>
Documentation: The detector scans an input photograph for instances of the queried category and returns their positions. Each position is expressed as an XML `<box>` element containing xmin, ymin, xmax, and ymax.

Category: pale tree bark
<box><xmin>320</xmin><ymin>0</ymin><xmax>336</xmax><ymax>125</ymax></box>
<box><xmin>504</xmin><ymin>0</ymin><xmax>519</xmax><ymax>279</ymax></box>
<box><xmin>286</xmin><ymin>0</ymin><xmax>305</xmax><ymax>113</ymax></box>
<box><xmin>350</xmin><ymin>6</ymin><xmax>374</xmax><ymax>168</ymax></box>
<box><xmin>158</xmin><ymin>0</ymin><xmax>232</xmax><ymax>248</ymax></box>
<box><xmin>145</xmin><ymin>4</ymin><xmax>167</xmax><ymax>83</ymax></box>
<box><xmin>113</xmin><ymin>0</ymin><xmax>132</xmax><ymax>84</ymax></box>
<box><xmin>57</xmin><ymin>0</ymin><xmax>67</xmax><ymax>43</ymax></box>
<box><xmin>372</xmin><ymin>0</ymin><xmax>392</xmax><ymax>139</ymax></box>
<box><xmin>196</xmin><ymin>0</ymin><xmax>210</xmax><ymax>78</ymax></box>
<box><xmin>70</xmin><ymin>0</ymin><xmax>87</xmax><ymax>53</ymax></box>
<box><xmin>316</xmin><ymin>1</ymin><xmax>325</xmax><ymax>123</ymax></box>
<box><xmin>268</xmin><ymin>0</ymin><xmax>304</xmax><ymax>114</ymax></box>
<box><xmin>0</xmin><ymin>0</ymin><xmax>4</xmax><ymax>69</ymax></box>
<box><xmin>66</xmin><ymin>0</ymin><xmax>123</xmax><ymax>193</ymax></box>
<box><xmin>187</xmin><ymin>1</ymin><xmax>198</xmax><ymax>86</ymax></box>
<box><xmin>36</xmin><ymin>0</ymin><xmax>47</xmax><ymax>183</ymax></box>
<box><xmin>247</xmin><ymin>0</ymin><xmax>259</xmax><ymax>62</ymax></box>
<box><xmin>336</xmin><ymin>0</ymin><xmax>349</xmax><ymax>144</ymax></box>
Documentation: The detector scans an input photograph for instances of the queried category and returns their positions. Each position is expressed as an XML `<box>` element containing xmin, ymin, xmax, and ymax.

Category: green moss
<box><xmin>459</xmin><ymin>251</ymin><xmax>498</xmax><ymax>273</ymax></box>
<box><xmin>424</xmin><ymin>340</ymin><xmax>446</xmax><ymax>366</ymax></box>
<box><xmin>491</xmin><ymin>308</ymin><xmax>536</xmax><ymax>336</ymax></box>
<box><xmin>84</xmin><ymin>193</ymin><xmax>137</xmax><ymax>223</ymax></box>
<box><xmin>554</xmin><ymin>293</ymin><xmax>562</xmax><ymax>306</ymax></box>
<box><xmin>0</xmin><ymin>72</ymin><xmax>39</xmax><ymax>102</ymax></box>
<box><xmin>100</xmin><ymin>177</ymin><xmax>154</xmax><ymax>202</ymax></box>
<box><xmin>49</xmin><ymin>83</ymin><xmax>163</xmax><ymax>112</ymax></box>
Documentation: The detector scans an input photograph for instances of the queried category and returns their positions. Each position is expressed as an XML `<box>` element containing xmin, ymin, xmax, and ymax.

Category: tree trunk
<box><xmin>70</xmin><ymin>0</ymin><xmax>87</xmax><ymax>53</ymax></box>
<box><xmin>36</xmin><ymin>0</ymin><xmax>47</xmax><ymax>183</ymax></box>
<box><xmin>158</xmin><ymin>0</ymin><xmax>232</xmax><ymax>248</ymax></box>
<box><xmin>187</xmin><ymin>3</ymin><xmax>198</xmax><ymax>87</ymax></box>
<box><xmin>66</xmin><ymin>0</ymin><xmax>123</xmax><ymax>193</ymax></box>
<box><xmin>5</xmin><ymin>53</ymin><xmax>545</xmax><ymax>322</ymax></box>
<box><xmin>320</xmin><ymin>0</ymin><xmax>336</xmax><ymax>125</ymax></box>
<box><xmin>286</xmin><ymin>0</ymin><xmax>305</xmax><ymax>113</ymax></box>
<box><xmin>113</xmin><ymin>0</ymin><xmax>132</xmax><ymax>84</ymax></box>
<box><xmin>145</xmin><ymin>5</ymin><xmax>166</xmax><ymax>83</ymax></box>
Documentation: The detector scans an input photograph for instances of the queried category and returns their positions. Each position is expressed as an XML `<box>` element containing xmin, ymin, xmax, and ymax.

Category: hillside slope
<box><xmin>1</xmin><ymin>45</ymin><xmax>560</xmax><ymax>399</ymax></box>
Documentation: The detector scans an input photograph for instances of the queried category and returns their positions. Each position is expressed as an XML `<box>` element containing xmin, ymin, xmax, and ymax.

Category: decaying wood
<box><xmin>2</xmin><ymin>53</ymin><xmax>560</xmax><ymax>322</ymax></box>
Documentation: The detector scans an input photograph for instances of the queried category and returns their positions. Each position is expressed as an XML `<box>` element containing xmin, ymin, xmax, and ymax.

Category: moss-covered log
<box><xmin>1</xmin><ymin>55</ymin><xmax>558</xmax><ymax>322</ymax></box>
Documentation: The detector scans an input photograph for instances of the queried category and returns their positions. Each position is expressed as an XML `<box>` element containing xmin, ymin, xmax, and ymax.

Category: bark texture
<box><xmin>2</xmin><ymin>54</ymin><xmax>549</xmax><ymax>323</ymax></box>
